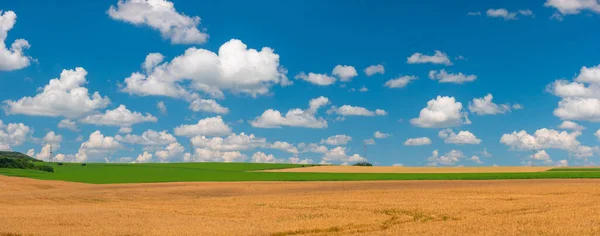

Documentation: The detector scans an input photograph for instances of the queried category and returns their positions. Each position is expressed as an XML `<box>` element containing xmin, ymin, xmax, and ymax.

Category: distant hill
<box><xmin>0</xmin><ymin>151</ymin><xmax>40</xmax><ymax>162</ymax></box>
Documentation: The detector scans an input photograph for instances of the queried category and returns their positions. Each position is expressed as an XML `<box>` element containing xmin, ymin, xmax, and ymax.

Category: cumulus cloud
<box><xmin>298</xmin><ymin>143</ymin><xmax>329</xmax><ymax>153</ymax></box>
<box><xmin>108</xmin><ymin>0</ymin><xmax>208</xmax><ymax>44</ymax></box>
<box><xmin>407</xmin><ymin>50</ymin><xmax>452</xmax><ymax>65</ymax></box>
<box><xmin>468</xmin><ymin>94</ymin><xmax>517</xmax><ymax>115</ymax></box>
<box><xmin>470</xmin><ymin>155</ymin><xmax>483</xmax><ymax>164</ymax></box>
<box><xmin>374</xmin><ymin>131</ymin><xmax>390</xmax><ymax>139</ymax></box>
<box><xmin>410</xmin><ymin>96</ymin><xmax>469</xmax><ymax>128</ymax></box>
<box><xmin>189</xmin><ymin>148</ymin><xmax>246</xmax><ymax>162</ymax></box>
<box><xmin>80</xmin><ymin>105</ymin><xmax>157</xmax><ymax>129</ymax></box>
<box><xmin>320</xmin><ymin>134</ymin><xmax>352</xmax><ymax>146</ymax></box>
<box><xmin>121</xmin><ymin>39</ymin><xmax>288</xmax><ymax>100</ymax></box>
<box><xmin>76</xmin><ymin>131</ymin><xmax>122</xmax><ymax>162</ymax></box>
<box><xmin>428</xmin><ymin>69</ymin><xmax>476</xmax><ymax>84</ymax></box>
<box><xmin>384</xmin><ymin>75</ymin><xmax>418</xmax><ymax>88</ymax></box>
<box><xmin>174</xmin><ymin>116</ymin><xmax>232</xmax><ymax>137</ymax></box>
<box><xmin>554</xmin><ymin>97</ymin><xmax>600</xmax><ymax>121</ymax></box>
<box><xmin>268</xmin><ymin>141</ymin><xmax>299</xmax><ymax>154</ymax></box>
<box><xmin>251</xmin><ymin>96</ymin><xmax>329</xmax><ymax>128</ymax></box>
<box><xmin>428</xmin><ymin>149</ymin><xmax>464</xmax><ymax>166</ymax></box>
<box><xmin>548</xmin><ymin>65</ymin><xmax>600</xmax><ymax>121</ymax></box>
<box><xmin>467</xmin><ymin>11</ymin><xmax>482</xmax><ymax>16</ymax></box>
<box><xmin>558</xmin><ymin>121</ymin><xmax>585</xmax><ymax>131</ymax></box>
<box><xmin>116</xmin><ymin>129</ymin><xmax>177</xmax><ymax>146</ymax></box>
<box><xmin>332</xmin><ymin>65</ymin><xmax>358</xmax><ymax>82</ymax></box>
<box><xmin>321</xmin><ymin>146</ymin><xmax>366</xmax><ymax>164</ymax></box>
<box><xmin>363</xmin><ymin>139</ymin><xmax>376</xmax><ymax>145</ymax></box>
<box><xmin>157</xmin><ymin>101</ymin><xmax>167</xmax><ymax>115</ymax></box>
<box><xmin>135</xmin><ymin>151</ymin><xmax>153</xmax><ymax>163</ymax></box>
<box><xmin>438</xmin><ymin>129</ymin><xmax>481</xmax><ymax>145</ymax></box>
<box><xmin>191</xmin><ymin>132</ymin><xmax>266</xmax><ymax>151</ymax></box>
<box><xmin>364</xmin><ymin>64</ymin><xmax>384</xmax><ymax>76</ymax></box>
<box><xmin>43</xmin><ymin>131</ymin><xmax>63</xmax><ymax>144</ymax></box>
<box><xmin>188</xmin><ymin>99</ymin><xmax>229</xmax><ymax>114</ymax></box>
<box><xmin>4</xmin><ymin>68</ymin><xmax>110</xmax><ymax>118</ymax></box>
<box><xmin>155</xmin><ymin>142</ymin><xmax>185</xmax><ymax>161</ymax></box>
<box><xmin>501</xmin><ymin>128</ymin><xmax>595</xmax><ymax>158</ymax></box>
<box><xmin>58</xmin><ymin>119</ymin><xmax>78</xmax><ymax>131</ymax></box>
<box><xmin>0</xmin><ymin>120</ymin><xmax>32</xmax><ymax>150</ymax></box>
<box><xmin>327</xmin><ymin>105</ymin><xmax>387</xmax><ymax>117</ymax></box>
<box><xmin>0</xmin><ymin>10</ymin><xmax>33</xmax><ymax>71</ymax></box>
<box><xmin>294</xmin><ymin>72</ymin><xmax>336</xmax><ymax>86</ymax></box>
<box><xmin>486</xmin><ymin>9</ymin><xmax>516</xmax><ymax>20</ymax></box>
<box><xmin>544</xmin><ymin>0</ymin><xmax>600</xmax><ymax>16</ymax></box>
<box><xmin>251</xmin><ymin>152</ymin><xmax>312</xmax><ymax>164</ymax></box>
<box><xmin>404</xmin><ymin>137</ymin><xmax>432</xmax><ymax>146</ymax></box>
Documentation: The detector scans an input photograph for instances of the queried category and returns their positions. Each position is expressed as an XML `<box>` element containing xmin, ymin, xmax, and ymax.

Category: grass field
<box><xmin>1</xmin><ymin>162</ymin><xmax>600</xmax><ymax>184</ymax></box>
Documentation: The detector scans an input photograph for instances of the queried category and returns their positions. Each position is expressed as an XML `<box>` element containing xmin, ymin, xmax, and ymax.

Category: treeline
<box><xmin>0</xmin><ymin>157</ymin><xmax>54</xmax><ymax>172</ymax></box>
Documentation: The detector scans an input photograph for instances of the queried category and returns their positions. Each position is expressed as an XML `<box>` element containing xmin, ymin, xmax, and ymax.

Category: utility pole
<box><xmin>49</xmin><ymin>143</ymin><xmax>53</xmax><ymax>163</ymax></box>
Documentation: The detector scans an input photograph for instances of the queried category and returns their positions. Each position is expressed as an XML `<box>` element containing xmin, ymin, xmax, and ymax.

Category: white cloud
<box><xmin>116</xmin><ymin>129</ymin><xmax>177</xmax><ymax>146</ymax></box>
<box><xmin>519</xmin><ymin>9</ymin><xmax>534</xmax><ymax>16</ymax></box>
<box><xmin>108</xmin><ymin>0</ymin><xmax>208</xmax><ymax>44</ymax></box>
<box><xmin>76</xmin><ymin>131</ymin><xmax>122</xmax><ymax>162</ymax></box>
<box><xmin>268</xmin><ymin>141</ymin><xmax>299</xmax><ymax>154</ymax></box>
<box><xmin>298</xmin><ymin>143</ymin><xmax>329</xmax><ymax>153</ymax></box>
<box><xmin>0</xmin><ymin>10</ymin><xmax>32</xmax><ymax>71</ymax></box>
<box><xmin>404</xmin><ymin>137</ymin><xmax>432</xmax><ymax>146</ymax></box>
<box><xmin>486</xmin><ymin>8</ymin><xmax>517</xmax><ymax>20</ymax></box>
<box><xmin>364</xmin><ymin>64</ymin><xmax>385</xmax><ymax>76</ymax></box>
<box><xmin>364</xmin><ymin>139</ymin><xmax>376</xmax><ymax>145</ymax></box>
<box><xmin>530</xmin><ymin>150</ymin><xmax>551</xmax><ymax>162</ymax></box>
<box><xmin>512</xmin><ymin>104</ymin><xmax>524</xmax><ymax>110</ymax></box>
<box><xmin>428</xmin><ymin>149</ymin><xmax>464</xmax><ymax>166</ymax></box>
<box><xmin>468</xmin><ymin>94</ymin><xmax>513</xmax><ymax>115</ymax></box>
<box><xmin>501</xmin><ymin>128</ymin><xmax>595</xmax><ymax>158</ymax></box>
<box><xmin>119</xmin><ymin>127</ymin><xmax>132</xmax><ymax>134</ymax></box>
<box><xmin>595</xmin><ymin>129</ymin><xmax>600</xmax><ymax>140</ymax></box>
<box><xmin>121</xmin><ymin>39</ymin><xmax>288</xmax><ymax>99</ymax></box>
<box><xmin>191</xmin><ymin>132</ymin><xmax>266</xmax><ymax>151</ymax></box>
<box><xmin>359</xmin><ymin>86</ymin><xmax>368</xmax><ymax>92</ymax></box>
<box><xmin>190</xmin><ymin>148</ymin><xmax>246</xmax><ymax>162</ymax></box>
<box><xmin>407</xmin><ymin>50</ymin><xmax>452</xmax><ymax>65</ymax></box>
<box><xmin>43</xmin><ymin>131</ymin><xmax>62</xmax><ymax>144</ymax></box>
<box><xmin>251</xmin><ymin>96</ymin><xmax>329</xmax><ymax>128</ymax></box>
<box><xmin>80</xmin><ymin>105</ymin><xmax>157</xmax><ymax>128</ymax></box>
<box><xmin>188</xmin><ymin>99</ymin><xmax>229</xmax><ymax>114</ymax></box>
<box><xmin>481</xmin><ymin>148</ymin><xmax>492</xmax><ymax>157</ymax></box>
<box><xmin>174</xmin><ymin>116</ymin><xmax>232</xmax><ymax>137</ymax></box>
<box><xmin>327</xmin><ymin>105</ymin><xmax>387</xmax><ymax>117</ymax></box>
<box><xmin>321</xmin><ymin>146</ymin><xmax>366</xmax><ymax>164</ymax></box>
<box><xmin>0</xmin><ymin>120</ymin><xmax>32</xmax><ymax>150</ymax></box>
<box><xmin>157</xmin><ymin>101</ymin><xmax>167</xmax><ymax>115</ymax></box>
<box><xmin>554</xmin><ymin>97</ymin><xmax>600</xmax><ymax>121</ymax></box>
<box><xmin>558</xmin><ymin>121</ymin><xmax>585</xmax><ymax>131</ymax></box>
<box><xmin>320</xmin><ymin>134</ymin><xmax>352</xmax><ymax>146</ymax></box>
<box><xmin>410</xmin><ymin>96</ymin><xmax>469</xmax><ymax>128</ymax></box>
<box><xmin>58</xmin><ymin>119</ymin><xmax>78</xmax><ymax>131</ymax></box>
<box><xmin>155</xmin><ymin>142</ymin><xmax>185</xmax><ymax>161</ymax></box>
<box><xmin>557</xmin><ymin>159</ymin><xmax>568</xmax><ymax>167</ymax></box>
<box><xmin>294</xmin><ymin>72</ymin><xmax>336</xmax><ymax>86</ymax></box>
<box><xmin>438</xmin><ymin>129</ymin><xmax>481</xmax><ymax>145</ymax></box>
<box><xmin>384</xmin><ymin>75</ymin><xmax>418</xmax><ymax>88</ymax></box>
<box><xmin>288</xmin><ymin>157</ymin><xmax>314</xmax><ymax>164</ymax></box>
<box><xmin>135</xmin><ymin>151</ymin><xmax>153</xmax><ymax>163</ymax></box>
<box><xmin>470</xmin><ymin>156</ymin><xmax>483</xmax><ymax>164</ymax></box>
<box><xmin>374</xmin><ymin>131</ymin><xmax>390</xmax><ymax>139</ymax></box>
<box><xmin>332</xmin><ymin>65</ymin><xmax>358</xmax><ymax>82</ymax></box>
<box><xmin>428</xmin><ymin>69</ymin><xmax>476</xmax><ymax>84</ymax></box>
<box><xmin>467</xmin><ymin>12</ymin><xmax>482</xmax><ymax>16</ymax></box>
<box><xmin>3</xmin><ymin>68</ymin><xmax>110</xmax><ymax>118</ymax></box>
<box><xmin>251</xmin><ymin>152</ymin><xmax>281</xmax><ymax>163</ymax></box>
<box><xmin>544</xmin><ymin>0</ymin><xmax>600</xmax><ymax>16</ymax></box>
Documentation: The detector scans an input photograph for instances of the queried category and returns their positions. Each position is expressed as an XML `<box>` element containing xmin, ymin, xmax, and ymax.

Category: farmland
<box><xmin>1</xmin><ymin>162</ymin><xmax>600</xmax><ymax>184</ymax></box>
<box><xmin>3</xmin><ymin>175</ymin><xmax>600</xmax><ymax>235</ymax></box>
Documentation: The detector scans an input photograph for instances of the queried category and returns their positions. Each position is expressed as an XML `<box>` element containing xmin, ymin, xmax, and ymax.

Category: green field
<box><xmin>2</xmin><ymin>162</ymin><xmax>600</xmax><ymax>184</ymax></box>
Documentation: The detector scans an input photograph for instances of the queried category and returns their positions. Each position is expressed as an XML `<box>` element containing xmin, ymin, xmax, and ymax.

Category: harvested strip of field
<box><xmin>262</xmin><ymin>166</ymin><xmax>554</xmax><ymax>173</ymax></box>
<box><xmin>3</xmin><ymin>175</ymin><xmax>600</xmax><ymax>236</ymax></box>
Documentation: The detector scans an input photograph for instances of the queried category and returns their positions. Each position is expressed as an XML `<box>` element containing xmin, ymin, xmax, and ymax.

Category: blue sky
<box><xmin>1</xmin><ymin>0</ymin><xmax>600</xmax><ymax>166</ymax></box>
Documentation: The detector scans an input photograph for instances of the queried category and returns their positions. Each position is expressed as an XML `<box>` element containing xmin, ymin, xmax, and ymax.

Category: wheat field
<box><xmin>2</xmin><ymin>175</ymin><xmax>600</xmax><ymax>235</ymax></box>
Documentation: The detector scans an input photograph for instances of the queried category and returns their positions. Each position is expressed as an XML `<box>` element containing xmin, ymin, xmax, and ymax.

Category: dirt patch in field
<box><xmin>2</xmin><ymin>175</ymin><xmax>600</xmax><ymax>235</ymax></box>
<box><xmin>262</xmin><ymin>166</ymin><xmax>554</xmax><ymax>173</ymax></box>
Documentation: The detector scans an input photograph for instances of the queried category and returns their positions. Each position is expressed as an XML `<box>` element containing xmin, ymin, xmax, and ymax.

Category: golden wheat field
<box><xmin>3</xmin><ymin>175</ymin><xmax>600</xmax><ymax>236</ymax></box>
<box><xmin>262</xmin><ymin>166</ymin><xmax>554</xmax><ymax>173</ymax></box>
